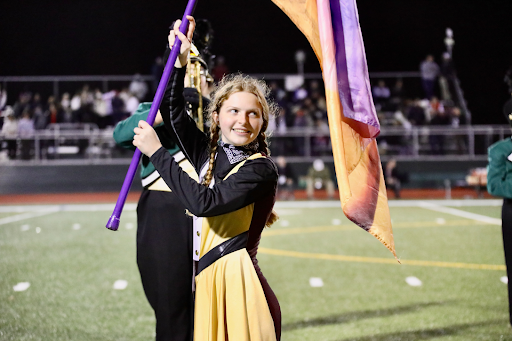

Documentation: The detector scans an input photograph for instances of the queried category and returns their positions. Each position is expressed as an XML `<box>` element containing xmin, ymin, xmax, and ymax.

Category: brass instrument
<box><xmin>186</xmin><ymin>19</ymin><xmax>214</xmax><ymax>132</ymax></box>
<box><xmin>187</xmin><ymin>44</ymin><xmax>211</xmax><ymax>132</ymax></box>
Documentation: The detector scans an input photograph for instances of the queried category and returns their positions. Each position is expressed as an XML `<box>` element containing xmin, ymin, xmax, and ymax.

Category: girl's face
<box><xmin>213</xmin><ymin>91</ymin><xmax>264</xmax><ymax>146</ymax></box>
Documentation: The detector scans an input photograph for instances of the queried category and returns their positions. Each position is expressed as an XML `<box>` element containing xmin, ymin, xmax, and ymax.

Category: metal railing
<box><xmin>0</xmin><ymin>124</ymin><xmax>509</xmax><ymax>165</ymax></box>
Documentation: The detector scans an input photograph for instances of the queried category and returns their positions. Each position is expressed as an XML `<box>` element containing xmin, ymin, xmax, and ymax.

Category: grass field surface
<box><xmin>0</xmin><ymin>199</ymin><xmax>510</xmax><ymax>340</ymax></box>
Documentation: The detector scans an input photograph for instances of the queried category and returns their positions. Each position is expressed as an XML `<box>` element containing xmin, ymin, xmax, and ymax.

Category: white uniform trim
<box><xmin>141</xmin><ymin>170</ymin><xmax>161</xmax><ymax>188</ymax></box>
<box><xmin>140</xmin><ymin>151</ymin><xmax>187</xmax><ymax>188</ymax></box>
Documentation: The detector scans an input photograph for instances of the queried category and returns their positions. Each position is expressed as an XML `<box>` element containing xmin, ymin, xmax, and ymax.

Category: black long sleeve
<box><xmin>150</xmin><ymin>147</ymin><xmax>277</xmax><ymax>217</ymax></box>
<box><xmin>161</xmin><ymin>66</ymin><xmax>209</xmax><ymax>171</ymax></box>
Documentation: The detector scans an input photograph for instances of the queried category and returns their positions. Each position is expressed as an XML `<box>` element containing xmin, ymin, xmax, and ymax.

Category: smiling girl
<box><xmin>133</xmin><ymin>16</ymin><xmax>281</xmax><ymax>341</ymax></box>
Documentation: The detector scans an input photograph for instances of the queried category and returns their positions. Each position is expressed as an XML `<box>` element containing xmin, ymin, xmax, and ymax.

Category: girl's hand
<box><xmin>168</xmin><ymin>15</ymin><xmax>196</xmax><ymax>68</ymax></box>
<box><xmin>133</xmin><ymin>120</ymin><xmax>163</xmax><ymax>157</ymax></box>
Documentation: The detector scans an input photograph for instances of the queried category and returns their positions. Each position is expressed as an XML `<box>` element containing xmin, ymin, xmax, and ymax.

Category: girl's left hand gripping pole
<box><xmin>106</xmin><ymin>0</ymin><xmax>197</xmax><ymax>231</ymax></box>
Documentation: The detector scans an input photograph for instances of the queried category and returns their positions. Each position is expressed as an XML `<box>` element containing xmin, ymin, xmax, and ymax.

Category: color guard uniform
<box><xmin>150</xmin><ymin>66</ymin><xmax>281</xmax><ymax>341</ymax></box>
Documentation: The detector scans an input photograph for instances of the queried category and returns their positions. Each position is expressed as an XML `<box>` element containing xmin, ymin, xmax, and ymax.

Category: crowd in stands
<box><xmin>0</xmin><ymin>53</ymin><xmax>472</xmax><ymax>160</ymax></box>
<box><xmin>0</xmin><ymin>76</ymin><xmax>148</xmax><ymax>132</ymax></box>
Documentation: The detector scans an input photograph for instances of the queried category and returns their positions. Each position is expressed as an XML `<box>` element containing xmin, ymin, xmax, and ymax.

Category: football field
<box><xmin>0</xmin><ymin>199</ymin><xmax>510</xmax><ymax>340</ymax></box>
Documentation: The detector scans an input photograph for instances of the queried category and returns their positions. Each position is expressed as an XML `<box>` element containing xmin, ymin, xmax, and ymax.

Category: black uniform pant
<box><xmin>502</xmin><ymin>199</ymin><xmax>512</xmax><ymax>326</ymax></box>
<box><xmin>137</xmin><ymin>189</ymin><xmax>194</xmax><ymax>341</ymax></box>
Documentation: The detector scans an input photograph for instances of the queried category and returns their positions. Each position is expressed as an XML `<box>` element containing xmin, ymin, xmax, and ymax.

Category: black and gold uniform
<box><xmin>150</xmin><ymin>66</ymin><xmax>281</xmax><ymax>341</ymax></box>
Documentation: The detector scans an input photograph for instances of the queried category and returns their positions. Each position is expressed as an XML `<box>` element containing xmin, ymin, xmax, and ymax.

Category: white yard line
<box><xmin>0</xmin><ymin>200</ymin><xmax>501</xmax><ymax>212</ymax></box>
<box><xmin>389</xmin><ymin>199</ymin><xmax>502</xmax><ymax>207</ymax></box>
<box><xmin>0</xmin><ymin>203</ymin><xmax>137</xmax><ymax>213</ymax></box>
<box><xmin>0</xmin><ymin>209</ymin><xmax>60</xmax><ymax>226</ymax></box>
<box><xmin>417</xmin><ymin>201</ymin><xmax>501</xmax><ymax>225</ymax></box>
<box><xmin>275</xmin><ymin>199</ymin><xmax>502</xmax><ymax>209</ymax></box>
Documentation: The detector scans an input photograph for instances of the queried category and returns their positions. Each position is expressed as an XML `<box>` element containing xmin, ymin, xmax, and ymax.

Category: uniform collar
<box><xmin>219</xmin><ymin>140</ymin><xmax>259</xmax><ymax>164</ymax></box>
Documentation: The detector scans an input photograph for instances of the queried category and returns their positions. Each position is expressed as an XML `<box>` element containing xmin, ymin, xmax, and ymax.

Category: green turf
<box><xmin>0</xmin><ymin>201</ymin><xmax>510</xmax><ymax>340</ymax></box>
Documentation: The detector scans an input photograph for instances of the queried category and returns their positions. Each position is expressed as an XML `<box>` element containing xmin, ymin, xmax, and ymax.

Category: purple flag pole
<box><xmin>106</xmin><ymin>0</ymin><xmax>197</xmax><ymax>231</ymax></box>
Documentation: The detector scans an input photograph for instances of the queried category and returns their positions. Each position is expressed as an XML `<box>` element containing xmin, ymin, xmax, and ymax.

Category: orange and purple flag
<box><xmin>271</xmin><ymin>0</ymin><xmax>396</xmax><ymax>258</ymax></box>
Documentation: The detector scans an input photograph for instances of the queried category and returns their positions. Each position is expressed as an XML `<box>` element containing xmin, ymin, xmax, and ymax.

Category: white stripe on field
<box><xmin>275</xmin><ymin>199</ymin><xmax>502</xmax><ymax>209</ymax></box>
<box><xmin>417</xmin><ymin>201</ymin><xmax>501</xmax><ymax>225</ymax></box>
<box><xmin>0</xmin><ymin>209</ymin><xmax>60</xmax><ymax>226</ymax></box>
<box><xmin>0</xmin><ymin>199</ymin><xmax>501</xmax><ymax>213</ymax></box>
<box><xmin>389</xmin><ymin>199</ymin><xmax>502</xmax><ymax>207</ymax></box>
<box><xmin>0</xmin><ymin>203</ymin><xmax>137</xmax><ymax>213</ymax></box>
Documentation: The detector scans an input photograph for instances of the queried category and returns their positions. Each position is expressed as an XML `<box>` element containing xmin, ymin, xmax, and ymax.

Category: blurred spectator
<box><xmin>311</xmin><ymin>119</ymin><xmax>330</xmax><ymax>156</ymax></box>
<box><xmin>450</xmin><ymin>106</ymin><xmax>468</xmax><ymax>154</ymax></box>
<box><xmin>372</xmin><ymin>80</ymin><xmax>391</xmax><ymax>110</ymax></box>
<box><xmin>61</xmin><ymin>92</ymin><xmax>71</xmax><ymax>112</ymax></box>
<box><xmin>13</xmin><ymin>92</ymin><xmax>31</xmax><ymax>118</ymax></box>
<box><xmin>18</xmin><ymin>111</ymin><xmax>34</xmax><ymax>160</ymax></box>
<box><xmin>0</xmin><ymin>84</ymin><xmax>7</xmax><ymax>110</ymax></box>
<box><xmin>293</xmin><ymin>86</ymin><xmax>308</xmax><ymax>102</ymax></box>
<box><xmin>151</xmin><ymin>56</ymin><xmax>164</xmax><ymax>94</ymax></box>
<box><xmin>125</xmin><ymin>91</ymin><xmax>140</xmax><ymax>115</ymax></box>
<box><xmin>60</xmin><ymin>93</ymin><xmax>73</xmax><ymax>123</ymax></box>
<box><xmin>303</xmin><ymin>97</ymin><xmax>326</xmax><ymax>123</ymax></box>
<box><xmin>293</xmin><ymin>107</ymin><xmax>311</xmax><ymax>155</ymax></box>
<box><xmin>306</xmin><ymin>159</ymin><xmax>335</xmax><ymax>200</ymax></box>
<box><xmin>70</xmin><ymin>90</ymin><xmax>82</xmax><ymax>120</ymax></box>
<box><xmin>111</xmin><ymin>91</ymin><xmax>127</xmax><ymax>124</ymax></box>
<box><xmin>46</xmin><ymin>103</ymin><xmax>63</xmax><ymax>125</ymax></box>
<box><xmin>78</xmin><ymin>85</ymin><xmax>95</xmax><ymax>123</ymax></box>
<box><xmin>276</xmin><ymin>156</ymin><xmax>295</xmax><ymax>200</ymax></box>
<box><xmin>420</xmin><ymin>54</ymin><xmax>439</xmax><ymax>99</ymax></box>
<box><xmin>293</xmin><ymin>107</ymin><xmax>312</xmax><ymax>127</ymax></box>
<box><xmin>212</xmin><ymin>55</ymin><xmax>229</xmax><ymax>82</ymax></box>
<box><xmin>389</xmin><ymin>79</ymin><xmax>405</xmax><ymax>112</ymax></box>
<box><xmin>394</xmin><ymin>112</ymin><xmax>413</xmax><ymax>154</ymax></box>
<box><xmin>33</xmin><ymin>105</ymin><xmax>48</xmax><ymax>130</ymax></box>
<box><xmin>93</xmin><ymin>89</ymin><xmax>109</xmax><ymax>129</ymax></box>
<box><xmin>429</xmin><ymin>99</ymin><xmax>451</xmax><ymax>155</ymax></box>
<box><xmin>405</xmin><ymin>99</ymin><xmax>427</xmax><ymax>126</ymax></box>
<box><xmin>449</xmin><ymin>105</ymin><xmax>465</xmax><ymax>127</ymax></box>
<box><xmin>30</xmin><ymin>93</ymin><xmax>43</xmax><ymax>112</ymax></box>
<box><xmin>80</xmin><ymin>85</ymin><xmax>94</xmax><ymax>108</ymax></box>
<box><xmin>129</xmin><ymin>74</ymin><xmax>148</xmax><ymax>101</ymax></box>
<box><xmin>384</xmin><ymin>158</ymin><xmax>408</xmax><ymax>199</ymax></box>
<box><xmin>1</xmin><ymin>107</ymin><xmax>18</xmax><ymax>159</ymax></box>
<box><xmin>118</xmin><ymin>88</ymin><xmax>130</xmax><ymax>106</ymax></box>
<box><xmin>269</xmin><ymin>107</ymin><xmax>288</xmax><ymax>156</ymax></box>
<box><xmin>269</xmin><ymin>81</ymin><xmax>286</xmax><ymax>107</ymax></box>
<box><xmin>426</xmin><ymin>96</ymin><xmax>444</xmax><ymax>122</ymax></box>
<box><xmin>308</xmin><ymin>79</ymin><xmax>321</xmax><ymax>94</ymax></box>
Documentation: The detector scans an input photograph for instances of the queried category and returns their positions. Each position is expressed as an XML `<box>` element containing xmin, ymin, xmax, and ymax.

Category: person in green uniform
<box><xmin>486</xmin><ymin>89</ymin><xmax>512</xmax><ymax>327</ymax></box>
<box><xmin>112</xmin><ymin>20</ymin><xmax>214</xmax><ymax>341</ymax></box>
<box><xmin>114</xmin><ymin>104</ymin><xmax>196</xmax><ymax>341</ymax></box>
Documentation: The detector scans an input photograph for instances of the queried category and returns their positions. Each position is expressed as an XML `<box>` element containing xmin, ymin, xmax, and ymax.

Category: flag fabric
<box><xmin>271</xmin><ymin>0</ymin><xmax>396</xmax><ymax>258</ymax></box>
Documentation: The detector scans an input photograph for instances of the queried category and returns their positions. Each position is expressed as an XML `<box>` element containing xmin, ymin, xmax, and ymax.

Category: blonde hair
<box><xmin>203</xmin><ymin>74</ymin><xmax>279</xmax><ymax>227</ymax></box>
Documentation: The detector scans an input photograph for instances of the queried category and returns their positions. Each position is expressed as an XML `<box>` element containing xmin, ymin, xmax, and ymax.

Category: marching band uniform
<box><xmin>114</xmin><ymin>102</ymin><xmax>196</xmax><ymax>341</ymax></box>
<box><xmin>487</xmin><ymin>135</ymin><xmax>512</xmax><ymax>326</ymax></box>
<box><xmin>114</xmin><ymin>20</ymin><xmax>214</xmax><ymax>339</ymax></box>
<box><xmin>150</xmin><ymin>65</ymin><xmax>281</xmax><ymax>341</ymax></box>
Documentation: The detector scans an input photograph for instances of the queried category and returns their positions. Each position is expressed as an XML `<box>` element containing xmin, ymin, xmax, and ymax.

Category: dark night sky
<box><xmin>0</xmin><ymin>0</ymin><xmax>511</xmax><ymax>124</ymax></box>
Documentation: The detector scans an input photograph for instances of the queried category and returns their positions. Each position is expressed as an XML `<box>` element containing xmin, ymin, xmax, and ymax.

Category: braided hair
<box><xmin>202</xmin><ymin>73</ymin><xmax>279</xmax><ymax>227</ymax></box>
